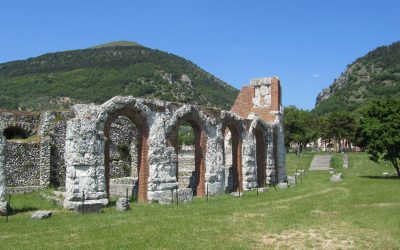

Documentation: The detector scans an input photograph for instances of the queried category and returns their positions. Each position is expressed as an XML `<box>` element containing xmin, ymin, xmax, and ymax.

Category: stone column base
<box><xmin>63</xmin><ymin>191</ymin><xmax>109</xmax><ymax>210</ymax></box>
<box><xmin>63</xmin><ymin>198</ymin><xmax>109</xmax><ymax>210</ymax></box>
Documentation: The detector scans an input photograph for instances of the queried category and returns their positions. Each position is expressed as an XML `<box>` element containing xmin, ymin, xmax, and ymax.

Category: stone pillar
<box><xmin>0</xmin><ymin>129</ymin><xmax>8</xmax><ymax>215</ymax></box>
<box><xmin>276</xmin><ymin>122</ymin><xmax>287</xmax><ymax>183</ymax></box>
<box><xmin>205</xmin><ymin>133</ymin><xmax>225</xmax><ymax>196</ymax></box>
<box><xmin>147</xmin><ymin>114</ymin><xmax>177</xmax><ymax>204</ymax></box>
<box><xmin>265</xmin><ymin>127</ymin><xmax>275</xmax><ymax>185</ymax></box>
<box><xmin>39</xmin><ymin>137</ymin><xmax>51</xmax><ymax>188</ymax></box>
<box><xmin>241</xmin><ymin>132</ymin><xmax>257</xmax><ymax>190</ymax></box>
<box><xmin>63</xmin><ymin>117</ymin><xmax>108</xmax><ymax>209</ymax></box>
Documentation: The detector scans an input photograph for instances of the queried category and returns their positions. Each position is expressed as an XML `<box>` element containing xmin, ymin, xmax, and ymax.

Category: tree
<box><xmin>323</xmin><ymin>111</ymin><xmax>358</xmax><ymax>152</ymax></box>
<box><xmin>283</xmin><ymin>106</ymin><xmax>317</xmax><ymax>153</ymax></box>
<box><xmin>356</xmin><ymin>99</ymin><xmax>400</xmax><ymax>178</ymax></box>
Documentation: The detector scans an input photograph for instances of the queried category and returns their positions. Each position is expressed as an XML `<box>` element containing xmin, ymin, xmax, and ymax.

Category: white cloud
<box><xmin>312</xmin><ymin>73</ymin><xmax>321</xmax><ymax>78</ymax></box>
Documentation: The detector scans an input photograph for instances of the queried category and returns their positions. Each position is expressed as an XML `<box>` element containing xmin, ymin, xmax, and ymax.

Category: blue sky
<box><xmin>1</xmin><ymin>0</ymin><xmax>399</xmax><ymax>110</ymax></box>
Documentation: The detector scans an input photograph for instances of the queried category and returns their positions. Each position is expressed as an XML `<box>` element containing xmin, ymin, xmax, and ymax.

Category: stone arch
<box><xmin>166</xmin><ymin>105</ymin><xmax>209</xmax><ymax>197</ymax></box>
<box><xmin>98</xmin><ymin>97</ymin><xmax>150</xmax><ymax>202</ymax></box>
<box><xmin>249</xmin><ymin>118</ymin><xmax>269</xmax><ymax>188</ymax></box>
<box><xmin>220</xmin><ymin>113</ymin><xmax>245</xmax><ymax>192</ymax></box>
<box><xmin>2</xmin><ymin>124</ymin><xmax>30</xmax><ymax>140</ymax></box>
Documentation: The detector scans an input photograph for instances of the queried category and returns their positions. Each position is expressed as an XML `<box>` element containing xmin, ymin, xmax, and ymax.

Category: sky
<box><xmin>1</xmin><ymin>0</ymin><xmax>399</xmax><ymax>110</ymax></box>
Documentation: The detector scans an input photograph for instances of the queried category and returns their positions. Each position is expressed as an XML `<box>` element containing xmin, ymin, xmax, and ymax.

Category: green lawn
<box><xmin>0</xmin><ymin>153</ymin><xmax>399</xmax><ymax>249</ymax></box>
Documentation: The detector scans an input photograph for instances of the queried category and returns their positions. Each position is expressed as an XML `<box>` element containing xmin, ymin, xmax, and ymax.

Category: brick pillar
<box><xmin>195</xmin><ymin>129</ymin><xmax>207</xmax><ymax>197</ymax></box>
<box><xmin>270</xmin><ymin>78</ymin><xmax>281</xmax><ymax>112</ymax></box>
<box><xmin>138</xmin><ymin>135</ymin><xmax>149</xmax><ymax>202</ymax></box>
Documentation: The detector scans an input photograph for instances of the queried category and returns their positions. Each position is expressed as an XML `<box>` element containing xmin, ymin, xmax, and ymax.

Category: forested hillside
<box><xmin>0</xmin><ymin>42</ymin><xmax>238</xmax><ymax>111</ymax></box>
<box><xmin>314</xmin><ymin>41</ymin><xmax>400</xmax><ymax>114</ymax></box>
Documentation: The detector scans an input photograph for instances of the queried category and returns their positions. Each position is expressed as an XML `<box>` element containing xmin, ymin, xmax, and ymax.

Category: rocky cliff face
<box><xmin>315</xmin><ymin>64</ymin><xmax>357</xmax><ymax>106</ymax></box>
<box><xmin>314</xmin><ymin>41</ymin><xmax>400</xmax><ymax>114</ymax></box>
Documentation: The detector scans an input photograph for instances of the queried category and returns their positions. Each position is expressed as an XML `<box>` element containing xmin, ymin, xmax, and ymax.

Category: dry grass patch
<box><xmin>251</xmin><ymin>220</ymin><xmax>398</xmax><ymax>249</ymax></box>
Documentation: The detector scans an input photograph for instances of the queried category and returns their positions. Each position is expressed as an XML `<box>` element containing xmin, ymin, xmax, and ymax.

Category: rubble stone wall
<box><xmin>5</xmin><ymin>141</ymin><xmax>41</xmax><ymax>187</ymax></box>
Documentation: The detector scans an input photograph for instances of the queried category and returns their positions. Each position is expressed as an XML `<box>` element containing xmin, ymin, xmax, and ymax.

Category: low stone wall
<box><xmin>177</xmin><ymin>153</ymin><xmax>196</xmax><ymax>189</ymax></box>
<box><xmin>109</xmin><ymin>177</ymin><xmax>138</xmax><ymax>199</ymax></box>
<box><xmin>5</xmin><ymin>141</ymin><xmax>40</xmax><ymax>187</ymax></box>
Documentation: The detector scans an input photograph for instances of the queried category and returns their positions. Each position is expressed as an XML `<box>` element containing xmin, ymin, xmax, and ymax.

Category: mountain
<box><xmin>0</xmin><ymin>42</ymin><xmax>238</xmax><ymax>111</ymax></box>
<box><xmin>314</xmin><ymin>41</ymin><xmax>400</xmax><ymax>114</ymax></box>
<box><xmin>90</xmin><ymin>40</ymin><xmax>142</xmax><ymax>49</ymax></box>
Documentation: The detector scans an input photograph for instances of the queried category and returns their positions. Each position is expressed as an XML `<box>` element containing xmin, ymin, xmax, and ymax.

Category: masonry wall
<box><xmin>5</xmin><ymin>141</ymin><xmax>40</xmax><ymax>187</ymax></box>
<box><xmin>0</xmin><ymin>110</ymin><xmax>40</xmax><ymax>136</ymax></box>
<box><xmin>39</xmin><ymin>111</ymin><xmax>75</xmax><ymax>188</ymax></box>
<box><xmin>231</xmin><ymin>77</ymin><xmax>281</xmax><ymax>122</ymax></box>
<box><xmin>109</xmin><ymin>116</ymin><xmax>138</xmax><ymax>179</ymax></box>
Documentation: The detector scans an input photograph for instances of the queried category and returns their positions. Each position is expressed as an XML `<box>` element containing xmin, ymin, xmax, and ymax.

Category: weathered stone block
<box><xmin>231</xmin><ymin>191</ymin><xmax>245</xmax><ymax>197</ymax></box>
<box><xmin>0</xmin><ymin>201</ymin><xmax>9</xmax><ymax>216</ymax></box>
<box><xmin>116</xmin><ymin>197</ymin><xmax>130</xmax><ymax>211</ymax></box>
<box><xmin>277</xmin><ymin>182</ymin><xmax>288</xmax><ymax>189</ymax></box>
<box><xmin>330</xmin><ymin>173</ymin><xmax>343</xmax><ymax>183</ymax></box>
<box><xmin>287</xmin><ymin>176</ymin><xmax>296</xmax><ymax>185</ymax></box>
<box><xmin>173</xmin><ymin>188</ymin><xmax>193</xmax><ymax>203</ymax></box>
<box><xmin>74</xmin><ymin>201</ymin><xmax>104</xmax><ymax>213</ymax></box>
<box><xmin>31</xmin><ymin>210</ymin><xmax>52</xmax><ymax>219</ymax></box>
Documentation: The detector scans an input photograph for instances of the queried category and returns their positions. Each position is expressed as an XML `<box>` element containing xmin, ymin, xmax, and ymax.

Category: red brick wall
<box><xmin>231</xmin><ymin>78</ymin><xmax>281</xmax><ymax>123</ymax></box>
<box><xmin>231</xmin><ymin>86</ymin><xmax>255</xmax><ymax>118</ymax></box>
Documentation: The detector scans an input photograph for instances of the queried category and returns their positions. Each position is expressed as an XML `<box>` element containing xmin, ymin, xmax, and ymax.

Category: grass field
<box><xmin>0</xmin><ymin>153</ymin><xmax>399</xmax><ymax>249</ymax></box>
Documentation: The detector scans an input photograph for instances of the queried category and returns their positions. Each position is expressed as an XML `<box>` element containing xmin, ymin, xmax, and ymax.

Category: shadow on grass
<box><xmin>9</xmin><ymin>206</ymin><xmax>39</xmax><ymax>215</ymax></box>
<box><xmin>359</xmin><ymin>175</ymin><xmax>399</xmax><ymax>180</ymax></box>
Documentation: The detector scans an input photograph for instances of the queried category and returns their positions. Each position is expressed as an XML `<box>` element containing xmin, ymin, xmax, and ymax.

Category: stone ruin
<box><xmin>0</xmin><ymin>77</ymin><xmax>286</xmax><ymax>211</ymax></box>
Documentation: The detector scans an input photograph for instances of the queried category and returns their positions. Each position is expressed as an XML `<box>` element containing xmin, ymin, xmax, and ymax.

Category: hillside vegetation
<box><xmin>314</xmin><ymin>41</ymin><xmax>400</xmax><ymax>114</ymax></box>
<box><xmin>0</xmin><ymin>42</ymin><xmax>238</xmax><ymax>111</ymax></box>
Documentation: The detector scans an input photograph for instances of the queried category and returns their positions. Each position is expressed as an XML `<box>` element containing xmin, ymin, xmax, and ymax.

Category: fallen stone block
<box><xmin>287</xmin><ymin>176</ymin><xmax>296</xmax><ymax>185</ymax></box>
<box><xmin>330</xmin><ymin>173</ymin><xmax>343</xmax><ymax>183</ymax></box>
<box><xmin>257</xmin><ymin>187</ymin><xmax>268</xmax><ymax>193</ymax></box>
<box><xmin>297</xmin><ymin>169</ymin><xmax>305</xmax><ymax>175</ymax></box>
<box><xmin>277</xmin><ymin>183</ymin><xmax>288</xmax><ymax>189</ymax></box>
<box><xmin>31</xmin><ymin>210</ymin><xmax>52</xmax><ymax>219</ymax></box>
<box><xmin>173</xmin><ymin>188</ymin><xmax>193</xmax><ymax>203</ymax></box>
<box><xmin>230</xmin><ymin>191</ymin><xmax>245</xmax><ymax>197</ymax></box>
<box><xmin>0</xmin><ymin>201</ymin><xmax>9</xmax><ymax>216</ymax></box>
<box><xmin>116</xmin><ymin>197</ymin><xmax>130</xmax><ymax>211</ymax></box>
<box><xmin>74</xmin><ymin>201</ymin><xmax>103</xmax><ymax>213</ymax></box>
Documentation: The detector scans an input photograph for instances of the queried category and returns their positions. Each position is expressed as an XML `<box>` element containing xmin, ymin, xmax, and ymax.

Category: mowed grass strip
<box><xmin>0</xmin><ymin>153</ymin><xmax>399</xmax><ymax>249</ymax></box>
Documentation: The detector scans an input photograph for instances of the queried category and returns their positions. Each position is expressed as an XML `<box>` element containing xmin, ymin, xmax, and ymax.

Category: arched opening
<box><xmin>107</xmin><ymin>116</ymin><xmax>139</xmax><ymax>199</ymax></box>
<box><xmin>222</xmin><ymin>121</ymin><xmax>242</xmax><ymax>192</ymax></box>
<box><xmin>255</xmin><ymin>125</ymin><xmax>266</xmax><ymax>187</ymax></box>
<box><xmin>168</xmin><ymin>118</ymin><xmax>206</xmax><ymax>197</ymax></box>
<box><xmin>3</xmin><ymin>126</ymin><xmax>28</xmax><ymax>140</ymax></box>
<box><xmin>177</xmin><ymin>122</ymin><xmax>196</xmax><ymax>190</ymax></box>
<box><xmin>104</xmin><ymin>108</ymin><xmax>149</xmax><ymax>202</ymax></box>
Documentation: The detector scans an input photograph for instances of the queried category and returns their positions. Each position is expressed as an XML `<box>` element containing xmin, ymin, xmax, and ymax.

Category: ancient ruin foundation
<box><xmin>0</xmin><ymin>77</ymin><xmax>286</xmax><ymax>210</ymax></box>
